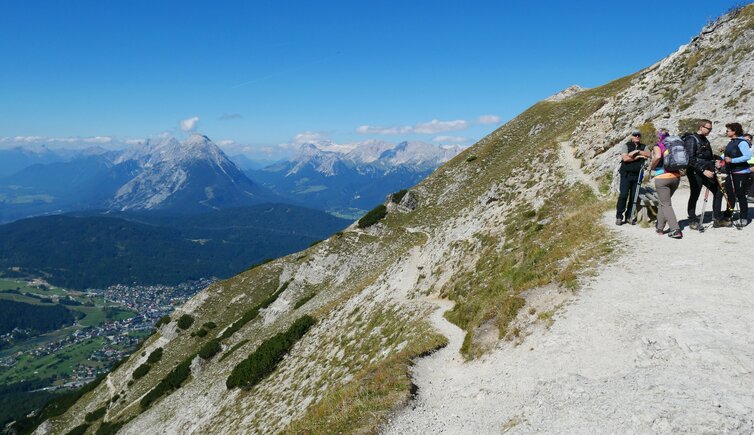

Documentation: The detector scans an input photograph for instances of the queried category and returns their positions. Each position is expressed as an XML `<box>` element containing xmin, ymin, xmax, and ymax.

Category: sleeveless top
<box><xmin>656</xmin><ymin>143</ymin><xmax>681</xmax><ymax>179</ymax></box>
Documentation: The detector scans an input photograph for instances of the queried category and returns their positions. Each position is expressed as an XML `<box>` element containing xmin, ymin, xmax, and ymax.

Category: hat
<box><xmin>631</xmin><ymin>130</ymin><xmax>641</xmax><ymax>136</ymax></box>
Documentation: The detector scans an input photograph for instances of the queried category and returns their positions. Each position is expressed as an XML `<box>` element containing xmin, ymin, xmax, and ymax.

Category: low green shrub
<box><xmin>95</xmin><ymin>420</ymin><xmax>128</xmax><ymax>435</ymax></box>
<box><xmin>466</xmin><ymin>155</ymin><xmax>478</xmax><ymax>162</ymax></box>
<box><xmin>195</xmin><ymin>328</ymin><xmax>208</xmax><ymax>338</ymax></box>
<box><xmin>146</xmin><ymin>347</ymin><xmax>163</xmax><ymax>364</ymax></box>
<box><xmin>357</xmin><ymin>205</ymin><xmax>387</xmax><ymax>229</ymax></box>
<box><xmin>155</xmin><ymin>316</ymin><xmax>171</xmax><ymax>328</ymax></box>
<box><xmin>293</xmin><ymin>292</ymin><xmax>316</xmax><ymax>310</ymax></box>
<box><xmin>390</xmin><ymin>189</ymin><xmax>408</xmax><ymax>204</ymax></box>
<box><xmin>140</xmin><ymin>355</ymin><xmax>194</xmax><ymax>409</ymax></box>
<box><xmin>84</xmin><ymin>406</ymin><xmax>106</xmax><ymax>422</ymax></box>
<box><xmin>226</xmin><ymin>315</ymin><xmax>316</xmax><ymax>389</ymax></box>
<box><xmin>203</xmin><ymin>321</ymin><xmax>217</xmax><ymax>329</ymax></box>
<box><xmin>66</xmin><ymin>424</ymin><xmax>90</xmax><ymax>435</ymax></box>
<box><xmin>132</xmin><ymin>363</ymin><xmax>151</xmax><ymax>380</ymax></box>
<box><xmin>198</xmin><ymin>339</ymin><xmax>222</xmax><ymax>360</ymax></box>
<box><xmin>176</xmin><ymin>314</ymin><xmax>194</xmax><ymax>330</ymax></box>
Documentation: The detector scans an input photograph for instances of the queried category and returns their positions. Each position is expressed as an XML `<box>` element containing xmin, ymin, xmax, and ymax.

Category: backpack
<box><xmin>663</xmin><ymin>135</ymin><xmax>690</xmax><ymax>171</ymax></box>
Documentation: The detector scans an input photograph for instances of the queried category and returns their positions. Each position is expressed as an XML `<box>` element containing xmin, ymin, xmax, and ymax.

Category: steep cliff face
<box><xmin>39</xmin><ymin>6</ymin><xmax>754</xmax><ymax>434</ymax></box>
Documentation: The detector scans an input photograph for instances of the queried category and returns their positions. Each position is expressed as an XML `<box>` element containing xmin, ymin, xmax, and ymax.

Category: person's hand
<box><xmin>724</xmin><ymin>156</ymin><xmax>732</xmax><ymax>163</ymax></box>
<box><xmin>715</xmin><ymin>160</ymin><xmax>723</xmax><ymax>169</ymax></box>
<box><xmin>703</xmin><ymin>169</ymin><xmax>714</xmax><ymax>178</ymax></box>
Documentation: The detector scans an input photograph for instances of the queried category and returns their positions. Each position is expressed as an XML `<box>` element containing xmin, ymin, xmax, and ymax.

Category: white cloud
<box><xmin>0</xmin><ymin>135</ymin><xmax>135</xmax><ymax>150</ymax></box>
<box><xmin>432</xmin><ymin>135</ymin><xmax>468</xmax><ymax>143</ymax></box>
<box><xmin>291</xmin><ymin>131</ymin><xmax>328</xmax><ymax>145</ymax></box>
<box><xmin>357</xmin><ymin>118</ymin><xmax>471</xmax><ymax>136</ymax></box>
<box><xmin>477</xmin><ymin>115</ymin><xmax>500</xmax><ymax>124</ymax></box>
<box><xmin>413</xmin><ymin>119</ymin><xmax>468</xmax><ymax>134</ymax></box>
<box><xmin>180</xmin><ymin>116</ymin><xmax>200</xmax><ymax>132</ymax></box>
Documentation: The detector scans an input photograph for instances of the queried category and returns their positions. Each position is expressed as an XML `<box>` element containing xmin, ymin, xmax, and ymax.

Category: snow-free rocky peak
<box><xmin>110</xmin><ymin>134</ymin><xmax>270</xmax><ymax>212</ymax></box>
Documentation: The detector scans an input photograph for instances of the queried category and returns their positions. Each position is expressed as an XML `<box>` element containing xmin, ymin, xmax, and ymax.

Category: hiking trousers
<box><xmin>724</xmin><ymin>172</ymin><xmax>751</xmax><ymax>223</ymax></box>
<box><xmin>687</xmin><ymin>170</ymin><xmax>724</xmax><ymax>220</ymax></box>
<box><xmin>655</xmin><ymin>176</ymin><xmax>680</xmax><ymax>231</ymax></box>
<box><xmin>616</xmin><ymin>171</ymin><xmax>640</xmax><ymax>220</ymax></box>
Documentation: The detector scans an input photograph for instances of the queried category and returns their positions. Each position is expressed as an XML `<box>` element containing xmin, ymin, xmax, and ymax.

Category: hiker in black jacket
<box><xmin>686</xmin><ymin>119</ymin><xmax>729</xmax><ymax>228</ymax></box>
<box><xmin>615</xmin><ymin>130</ymin><xmax>650</xmax><ymax>225</ymax></box>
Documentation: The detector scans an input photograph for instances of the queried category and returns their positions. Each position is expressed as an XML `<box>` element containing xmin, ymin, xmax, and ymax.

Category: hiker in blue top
<box><xmin>744</xmin><ymin>133</ymin><xmax>754</xmax><ymax>200</ymax></box>
<box><xmin>722</xmin><ymin>122</ymin><xmax>752</xmax><ymax>226</ymax></box>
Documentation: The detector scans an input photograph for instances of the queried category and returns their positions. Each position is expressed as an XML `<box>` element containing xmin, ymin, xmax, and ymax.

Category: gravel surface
<box><xmin>385</xmin><ymin>187</ymin><xmax>754</xmax><ymax>434</ymax></box>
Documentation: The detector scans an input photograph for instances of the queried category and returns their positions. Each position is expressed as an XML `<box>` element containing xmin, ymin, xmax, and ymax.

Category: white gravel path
<box><xmin>385</xmin><ymin>187</ymin><xmax>754</xmax><ymax>434</ymax></box>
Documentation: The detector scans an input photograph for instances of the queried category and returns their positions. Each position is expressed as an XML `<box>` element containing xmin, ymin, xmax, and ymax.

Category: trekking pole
<box><xmin>629</xmin><ymin>164</ymin><xmax>646</xmax><ymax>225</ymax></box>
<box><xmin>715</xmin><ymin>170</ymin><xmax>737</xmax><ymax>220</ymax></box>
<box><xmin>726</xmin><ymin>162</ymin><xmax>744</xmax><ymax>230</ymax></box>
<box><xmin>698</xmin><ymin>186</ymin><xmax>710</xmax><ymax>232</ymax></box>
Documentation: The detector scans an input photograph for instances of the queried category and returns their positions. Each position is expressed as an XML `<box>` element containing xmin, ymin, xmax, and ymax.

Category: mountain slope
<box><xmin>34</xmin><ymin>6</ymin><xmax>754</xmax><ymax>434</ymax></box>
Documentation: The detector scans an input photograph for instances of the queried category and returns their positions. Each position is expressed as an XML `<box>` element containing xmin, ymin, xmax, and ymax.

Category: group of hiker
<box><xmin>615</xmin><ymin>119</ymin><xmax>753</xmax><ymax>239</ymax></box>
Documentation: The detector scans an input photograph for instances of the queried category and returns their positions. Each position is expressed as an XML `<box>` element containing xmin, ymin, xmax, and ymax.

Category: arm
<box><xmin>729</xmin><ymin>141</ymin><xmax>752</xmax><ymax>164</ymax></box>
<box><xmin>687</xmin><ymin>136</ymin><xmax>716</xmax><ymax>175</ymax></box>
<box><xmin>649</xmin><ymin>146</ymin><xmax>662</xmax><ymax>171</ymax></box>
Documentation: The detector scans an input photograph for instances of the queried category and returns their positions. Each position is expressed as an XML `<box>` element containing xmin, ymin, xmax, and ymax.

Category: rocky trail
<box><xmin>385</xmin><ymin>186</ymin><xmax>754</xmax><ymax>433</ymax></box>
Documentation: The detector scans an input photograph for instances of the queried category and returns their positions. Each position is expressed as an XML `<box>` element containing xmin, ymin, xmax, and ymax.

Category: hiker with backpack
<box><xmin>615</xmin><ymin>130</ymin><xmax>650</xmax><ymax>225</ymax></box>
<box><xmin>651</xmin><ymin>129</ymin><xmax>683</xmax><ymax>239</ymax></box>
<box><xmin>721</xmin><ymin>122</ymin><xmax>752</xmax><ymax>226</ymax></box>
<box><xmin>684</xmin><ymin>119</ymin><xmax>729</xmax><ymax>228</ymax></box>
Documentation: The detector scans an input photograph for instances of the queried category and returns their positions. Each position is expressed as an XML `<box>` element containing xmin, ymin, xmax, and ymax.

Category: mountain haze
<box><xmin>29</xmin><ymin>6</ymin><xmax>754</xmax><ymax>434</ymax></box>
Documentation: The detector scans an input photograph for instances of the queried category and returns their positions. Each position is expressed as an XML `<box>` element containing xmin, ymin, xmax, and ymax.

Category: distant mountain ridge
<box><xmin>0</xmin><ymin>134</ymin><xmax>277</xmax><ymax>222</ymax></box>
<box><xmin>251</xmin><ymin>140</ymin><xmax>462</xmax><ymax>217</ymax></box>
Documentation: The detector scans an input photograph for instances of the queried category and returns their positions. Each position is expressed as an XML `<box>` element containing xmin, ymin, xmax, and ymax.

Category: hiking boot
<box><xmin>667</xmin><ymin>229</ymin><xmax>683</xmax><ymax>239</ymax></box>
<box><xmin>688</xmin><ymin>219</ymin><xmax>699</xmax><ymax>230</ymax></box>
<box><xmin>713</xmin><ymin>219</ymin><xmax>733</xmax><ymax>228</ymax></box>
<box><xmin>615</xmin><ymin>218</ymin><xmax>624</xmax><ymax>226</ymax></box>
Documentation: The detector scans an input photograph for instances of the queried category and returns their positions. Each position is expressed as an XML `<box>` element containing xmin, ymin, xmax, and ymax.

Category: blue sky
<box><xmin>0</xmin><ymin>0</ymin><xmax>741</xmax><ymax>159</ymax></box>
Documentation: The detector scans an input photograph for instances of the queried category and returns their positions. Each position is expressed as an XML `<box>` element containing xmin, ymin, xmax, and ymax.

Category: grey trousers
<box><xmin>655</xmin><ymin>176</ymin><xmax>680</xmax><ymax>231</ymax></box>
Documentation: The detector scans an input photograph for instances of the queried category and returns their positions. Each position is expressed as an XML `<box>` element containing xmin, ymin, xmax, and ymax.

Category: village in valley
<box><xmin>0</xmin><ymin>278</ymin><xmax>214</xmax><ymax>389</ymax></box>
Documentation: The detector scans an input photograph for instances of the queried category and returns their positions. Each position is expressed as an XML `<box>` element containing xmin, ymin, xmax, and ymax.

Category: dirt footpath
<box><xmin>384</xmin><ymin>187</ymin><xmax>754</xmax><ymax>434</ymax></box>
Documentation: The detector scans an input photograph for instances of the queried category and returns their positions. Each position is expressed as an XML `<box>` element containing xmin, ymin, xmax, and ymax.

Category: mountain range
<box><xmin>0</xmin><ymin>135</ymin><xmax>461</xmax><ymax>223</ymax></box>
<box><xmin>0</xmin><ymin>135</ymin><xmax>276</xmax><ymax>223</ymax></box>
<box><xmin>249</xmin><ymin>140</ymin><xmax>462</xmax><ymax>217</ymax></box>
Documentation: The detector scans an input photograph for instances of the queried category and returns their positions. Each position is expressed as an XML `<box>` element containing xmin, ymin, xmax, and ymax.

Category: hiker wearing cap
<box><xmin>722</xmin><ymin>122</ymin><xmax>752</xmax><ymax>225</ymax></box>
<box><xmin>650</xmin><ymin>128</ymin><xmax>683</xmax><ymax>238</ymax></box>
<box><xmin>615</xmin><ymin>130</ymin><xmax>650</xmax><ymax>225</ymax></box>
<box><xmin>685</xmin><ymin>119</ymin><xmax>727</xmax><ymax>228</ymax></box>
